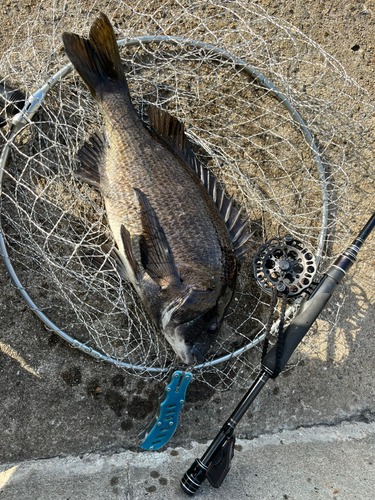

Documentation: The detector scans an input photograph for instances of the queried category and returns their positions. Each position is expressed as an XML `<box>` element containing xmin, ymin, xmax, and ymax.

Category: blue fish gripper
<box><xmin>139</xmin><ymin>370</ymin><xmax>192</xmax><ymax>450</ymax></box>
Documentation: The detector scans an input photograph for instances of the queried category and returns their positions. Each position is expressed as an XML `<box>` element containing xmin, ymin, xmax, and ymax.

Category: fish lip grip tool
<box><xmin>139</xmin><ymin>370</ymin><xmax>192</xmax><ymax>450</ymax></box>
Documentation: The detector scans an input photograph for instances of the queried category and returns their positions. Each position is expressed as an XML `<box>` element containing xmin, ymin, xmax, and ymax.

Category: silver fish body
<box><xmin>63</xmin><ymin>14</ymin><xmax>250</xmax><ymax>365</ymax></box>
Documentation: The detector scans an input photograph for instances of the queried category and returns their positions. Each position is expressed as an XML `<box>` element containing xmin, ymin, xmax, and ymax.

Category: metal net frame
<box><xmin>0</xmin><ymin>0</ymin><xmax>372</xmax><ymax>390</ymax></box>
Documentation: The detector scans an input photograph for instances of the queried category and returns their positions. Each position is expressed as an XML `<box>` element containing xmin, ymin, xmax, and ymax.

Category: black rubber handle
<box><xmin>262</xmin><ymin>275</ymin><xmax>339</xmax><ymax>375</ymax></box>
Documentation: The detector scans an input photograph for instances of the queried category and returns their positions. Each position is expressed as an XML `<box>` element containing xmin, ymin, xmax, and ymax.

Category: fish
<box><xmin>62</xmin><ymin>14</ymin><xmax>251</xmax><ymax>365</ymax></box>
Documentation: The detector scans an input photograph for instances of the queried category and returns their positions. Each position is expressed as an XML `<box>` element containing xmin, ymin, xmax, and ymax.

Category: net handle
<box><xmin>0</xmin><ymin>36</ymin><xmax>328</xmax><ymax>373</ymax></box>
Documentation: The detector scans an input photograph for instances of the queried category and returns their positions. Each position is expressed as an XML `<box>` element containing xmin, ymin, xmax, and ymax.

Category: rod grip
<box><xmin>181</xmin><ymin>459</ymin><xmax>209</xmax><ymax>496</ymax></box>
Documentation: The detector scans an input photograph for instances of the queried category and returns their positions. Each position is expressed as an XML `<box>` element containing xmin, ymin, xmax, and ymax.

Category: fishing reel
<box><xmin>253</xmin><ymin>234</ymin><xmax>316</xmax><ymax>297</ymax></box>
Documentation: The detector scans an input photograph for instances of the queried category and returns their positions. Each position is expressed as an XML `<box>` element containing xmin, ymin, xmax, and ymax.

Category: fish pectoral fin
<box><xmin>76</xmin><ymin>130</ymin><xmax>107</xmax><ymax>189</ymax></box>
<box><xmin>135</xmin><ymin>188</ymin><xmax>182</xmax><ymax>289</ymax></box>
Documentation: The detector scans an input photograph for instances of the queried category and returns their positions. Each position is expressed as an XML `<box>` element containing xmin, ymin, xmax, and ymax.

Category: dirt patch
<box><xmin>61</xmin><ymin>366</ymin><xmax>82</xmax><ymax>387</ymax></box>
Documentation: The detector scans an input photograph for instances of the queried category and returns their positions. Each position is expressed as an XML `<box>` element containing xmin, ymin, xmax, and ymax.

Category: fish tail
<box><xmin>62</xmin><ymin>13</ymin><xmax>127</xmax><ymax>100</ymax></box>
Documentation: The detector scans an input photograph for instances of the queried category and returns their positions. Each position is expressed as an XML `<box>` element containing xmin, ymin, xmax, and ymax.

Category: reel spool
<box><xmin>253</xmin><ymin>235</ymin><xmax>316</xmax><ymax>297</ymax></box>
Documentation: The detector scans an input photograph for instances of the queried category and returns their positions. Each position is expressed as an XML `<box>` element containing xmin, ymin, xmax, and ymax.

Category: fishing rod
<box><xmin>181</xmin><ymin>210</ymin><xmax>375</xmax><ymax>495</ymax></box>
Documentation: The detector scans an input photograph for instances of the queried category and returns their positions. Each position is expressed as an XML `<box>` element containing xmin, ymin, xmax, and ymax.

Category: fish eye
<box><xmin>207</xmin><ymin>322</ymin><xmax>218</xmax><ymax>335</ymax></box>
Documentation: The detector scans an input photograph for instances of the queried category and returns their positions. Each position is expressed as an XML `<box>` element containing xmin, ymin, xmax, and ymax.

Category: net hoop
<box><xmin>0</xmin><ymin>35</ymin><xmax>327</xmax><ymax>374</ymax></box>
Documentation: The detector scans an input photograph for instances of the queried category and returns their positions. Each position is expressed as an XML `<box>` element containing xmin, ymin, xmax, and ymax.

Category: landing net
<box><xmin>0</xmin><ymin>0</ymin><xmax>372</xmax><ymax>389</ymax></box>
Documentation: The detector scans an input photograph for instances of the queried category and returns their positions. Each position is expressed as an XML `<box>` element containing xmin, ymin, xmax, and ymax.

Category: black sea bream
<box><xmin>62</xmin><ymin>14</ymin><xmax>251</xmax><ymax>365</ymax></box>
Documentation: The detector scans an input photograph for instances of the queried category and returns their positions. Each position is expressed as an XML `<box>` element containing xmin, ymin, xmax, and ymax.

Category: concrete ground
<box><xmin>1</xmin><ymin>1</ymin><xmax>375</xmax><ymax>500</ymax></box>
<box><xmin>1</xmin><ymin>421</ymin><xmax>375</xmax><ymax>499</ymax></box>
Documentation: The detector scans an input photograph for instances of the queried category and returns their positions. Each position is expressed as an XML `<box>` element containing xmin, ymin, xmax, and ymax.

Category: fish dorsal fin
<box><xmin>148</xmin><ymin>106</ymin><xmax>252</xmax><ymax>259</ymax></box>
<box><xmin>135</xmin><ymin>188</ymin><xmax>182</xmax><ymax>289</ymax></box>
<box><xmin>76</xmin><ymin>130</ymin><xmax>107</xmax><ymax>188</ymax></box>
<box><xmin>148</xmin><ymin>105</ymin><xmax>198</xmax><ymax>169</ymax></box>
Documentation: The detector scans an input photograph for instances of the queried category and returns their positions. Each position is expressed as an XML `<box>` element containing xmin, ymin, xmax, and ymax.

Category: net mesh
<box><xmin>0</xmin><ymin>0</ymin><xmax>373</xmax><ymax>389</ymax></box>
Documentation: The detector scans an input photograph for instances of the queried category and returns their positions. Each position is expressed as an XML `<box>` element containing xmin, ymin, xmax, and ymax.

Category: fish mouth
<box><xmin>163</xmin><ymin>306</ymin><xmax>217</xmax><ymax>365</ymax></box>
<box><xmin>190</xmin><ymin>342</ymin><xmax>211</xmax><ymax>363</ymax></box>
<box><xmin>178</xmin><ymin>343</ymin><xmax>209</xmax><ymax>366</ymax></box>
<box><xmin>190</xmin><ymin>344</ymin><xmax>208</xmax><ymax>364</ymax></box>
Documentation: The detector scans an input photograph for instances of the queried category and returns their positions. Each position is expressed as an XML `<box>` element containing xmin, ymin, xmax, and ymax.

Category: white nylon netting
<box><xmin>0</xmin><ymin>0</ymin><xmax>373</xmax><ymax>389</ymax></box>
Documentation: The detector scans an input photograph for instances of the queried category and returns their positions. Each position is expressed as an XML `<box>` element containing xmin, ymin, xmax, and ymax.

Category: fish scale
<box><xmin>102</xmin><ymin>97</ymin><xmax>229</xmax><ymax>279</ymax></box>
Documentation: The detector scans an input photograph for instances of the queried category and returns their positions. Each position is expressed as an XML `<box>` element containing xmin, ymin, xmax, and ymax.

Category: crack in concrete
<box><xmin>237</xmin><ymin>408</ymin><xmax>375</xmax><ymax>440</ymax></box>
<box><xmin>3</xmin><ymin>410</ymin><xmax>374</xmax><ymax>468</ymax></box>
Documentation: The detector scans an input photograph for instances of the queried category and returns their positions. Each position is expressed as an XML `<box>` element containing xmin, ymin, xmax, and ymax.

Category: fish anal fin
<box><xmin>135</xmin><ymin>188</ymin><xmax>182</xmax><ymax>289</ymax></box>
<box><xmin>76</xmin><ymin>130</ymin><xmax>107</xmax><ymax>189</ymax></box>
